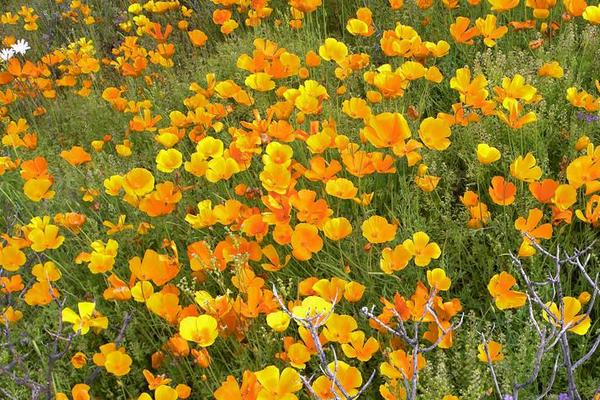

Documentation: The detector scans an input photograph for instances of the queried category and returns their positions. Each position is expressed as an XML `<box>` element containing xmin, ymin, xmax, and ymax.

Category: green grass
<box><xmin>1</xmin><ymin>0</ymin><xmax>600</xmax><ymax>399</ymax></box>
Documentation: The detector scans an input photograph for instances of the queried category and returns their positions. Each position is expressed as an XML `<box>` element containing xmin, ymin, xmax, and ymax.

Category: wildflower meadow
<box><xmin>1</xmin><ymin>0</ymin><xmax>600</xmax><ymax>399</ymax></box>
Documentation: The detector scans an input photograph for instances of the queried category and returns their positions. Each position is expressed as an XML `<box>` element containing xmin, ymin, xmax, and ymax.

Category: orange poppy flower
<box><xmin>103</xmin><ymin>274</ymin><xmax>131</xmax><ymax>301</ymax></box>
<box><xmin>538</xmin><ymin>61</ymin><xmax>564</xmax><ymax>77</ymax></box>
<box><xmin>255</xmin><ymin>365</ymin><xmax>302</xmax><ymax>399</ymax></box>
<box><xmin>362</xmin><ymin>112</ymin><xmax>411</xmax><ymax>148</ymax></box>
<box><xmin>26</xmin><ymin>218</ymin><xmax>64</xmax><ymax>252</ymax></box>
<box><xmin>290</xmin><ymin>190</ymin><xmax>332</xmax><ymax>227</ymax></box>
<box><xmin>188</xmin><ymin>30</ymin><xmax>208</xmax><ymax>47</ymax></box>
<box><xmin>478</xmin><ymin>340</ymin><xmax>504</xmax><ymax>362</ymax></box>
<box><xmin>552</xmin><ymin>184</ymin><xmax>577</xmax><ymax>211</ymax></box>
<box><xmin>380</xmin><ymin>244</ymin><xmax>412</xmax><ymax>274</ymax></box>
<box><xmin>380</xmin><ymin>349</ymin><xmax>426</xmax><ymax>380</ymax></box>
<box><xmin>291</xmin><ymin>223</ymin><xmax>323</xmax><ymax>260</ymax></box>
<box><xmin>341</xmin><ymin>331</ymin><xmax>379</xmax><ymax>361</ymax></box>
<box><xmin>477</xmin><ymin>143</ymin><xmax>501</xmax><ymax>164</ymax></box>
<box><xmin>1</xmin><ymin>275</ymin><xmax>25</xmax><ymax>294</ymax></box>
<box><xmin>515</xmin><ymin>208</ymin><xmax>553</xmax><ymax>256</ymax></box>
<box><xmin>214</xmin><ymin>372</ymin><xmax>260</xmax><ymax>400</ymax></box>
<box><xmin>318</xmin><ymin>38</ymin><xmax>348</xmax><ymax>64</ymax></box>
<box><xmin>489</xmin><ymin>176</ymin><xmax>517</xmax><ymax>205</ymax></box>
<box><xmin>323</xmin><ymin>217</ymin><xmax>352</xmax><ymax>241</ymax></box>
<box><xmin>346</xmin><ymin>8</ymin><xmax>374</xmax><ymax>37</ymax></box>
<box><xmin>23</xmin><ymin>178</ymin><xmax>55</xmax><ymax>202</ymax></box>
<box><xmin>0</xmin><ymin>244</ymin><xmax>26</xmax><ymax>272</ymax></box>
<box><xmin>476</xmin><ymin>15</ymin><xmax>508</xmax><ymax>47</ymax></box>
<box><xmin>403</xmin><ymin>232</ymin><xmax>441</xmax><ymax>266</ymax></box>
<box><xmin>576</xmin><ymin>195</ymin><xmax>600</xmax><ymax>226</ymax></box>
<box><xmin>260</xmin><ymin>163</ymin><xmax>292</xmax><ymax>194</ymax></box>
<box><xmin>60</xmin><ymin>146</ymin><xmax>92</xmax><ymax>166</ymax></box>
<box><xmin>325</xmin><ymin>178</ymin><xmax>358</xmax><ymax>199</ymax></box>
<box><xmin>529</xmin><ymin>179</ymin><xmax>559</xmax><ymax>203</ymax></box>
<box><xmin>312</xmin><ymin>361</ymin><xmax>362</xmax><ymax>398</ymax></box>
<box><xmin>122</xmin><ymin>168</ymin><xmax>155</xmax><ymax>196</ymax></box>
<box><xmin>427</xmin><ymin>268</ymin><xmax>452</xmax><ymax>291</ymax></box>
<box><xmin>104</xmin><ymin>349</ymin><xmax>132</xmax><ymax>376</ymax></box>
<box><xmin>70</xmin><ymin>352</ymin><xmax>87</xmax><ymax>369</ymax></box>
<box><xmin>179</xmin><ymin>315</ymin><xmax>219</xmax><ymax>347</ymax></box>
<box><xmin>156</xmin><ymin>149</ymin><xmax>183</xmax><ymax>173</ymax></box>
<box><xmin>510</xmin><ymin>153</ymin><xmax>542</xmax><ymax>182</ymax></box>
<box><xmin>488</xmin><ymin>272</ymin><xmax>527</xmax><ymax>310</ymax></box>
<box><xmin>543</xmin><ymin>297</ymin><xmax>592</xmax><ymax>335</ymax></box>
<box><xmin>129</xmin><ymin>249</ymin><xmax>179</xmax><ymax>286</ymax></box>
<box><xmin>449</xmin><ymin>17</ymin><xmax>480</xmax><ymax>45</ymax></box>
<box><xmin>361</xmin><ymin>216</ymin><xmax>397</xmax><ymax>244</ymax></box>
<box><xmin>304</xmin><ymin>156</ymin><xmax>342</xmax><ymax>182</ymax></box>
<box><xmin>419</xmin><ymin>117</ymin><xmax>452</xmax><ymax>151</ymax></box>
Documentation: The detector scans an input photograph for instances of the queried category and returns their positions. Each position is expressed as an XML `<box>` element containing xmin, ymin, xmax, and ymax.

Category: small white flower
<box><xmin>0</xmin><ymin>48</ymin><xmax>15</xmax><ymax>62</ymax></box>
<box><xmin>11</xmin><ymin>39</ymin><xmax>30</xmax><ymax>55</ymax></box>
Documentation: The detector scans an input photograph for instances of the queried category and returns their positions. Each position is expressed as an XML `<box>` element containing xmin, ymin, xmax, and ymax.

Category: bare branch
<box><xmin>572</xmin><ymin>332</ymin><xmax>600</xmax><ymax>370</ymax></box>
<box><xmin>362</xmin><ymin>287</ymin><xmax>462</xmax><ymax>400</ymax></box>
<box><xmin>512</xmin><ymin>328</ymin><xmax>548</xmax><ymax>396</ymax></box>
<box><xmin>480</xmin><ymin>332</ymin><xmax>503</xmax><ymax>399</ymax></box>
<box><xmin>273</xmin><ymin>285</ymin><xmax>375</xmax><ymax>399</ymax></box>
<box><xmin>360</xmin><ymin>305</ymin><xmax>413</xmax><ymax>343</ymax></box>
<box><xmin>535</xmin><ymin>354</ymin><xmax>560</xmax><ymax>400</ymax></box>
<box><xmin>491</xmin><ymin>239</ymin><xmax>598</xmax><ymax>400</ymax></box>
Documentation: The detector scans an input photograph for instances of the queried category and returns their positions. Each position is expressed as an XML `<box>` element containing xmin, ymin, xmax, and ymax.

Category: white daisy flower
<box><xmin>11</xmin><ymin>39</ymin><xmax>31</xmax><ymax>55</ymax></box>
<box><xmin>0</xmin><ymin>48</ymin><xmax>15</xmax><ymax>62</ymax></box>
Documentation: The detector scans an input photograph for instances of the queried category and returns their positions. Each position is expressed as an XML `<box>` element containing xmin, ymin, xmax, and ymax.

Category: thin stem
<box><xmin>481</xmin><ymin>333</ymin><xmax>503</xmax><ymax>399</ymax></box>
